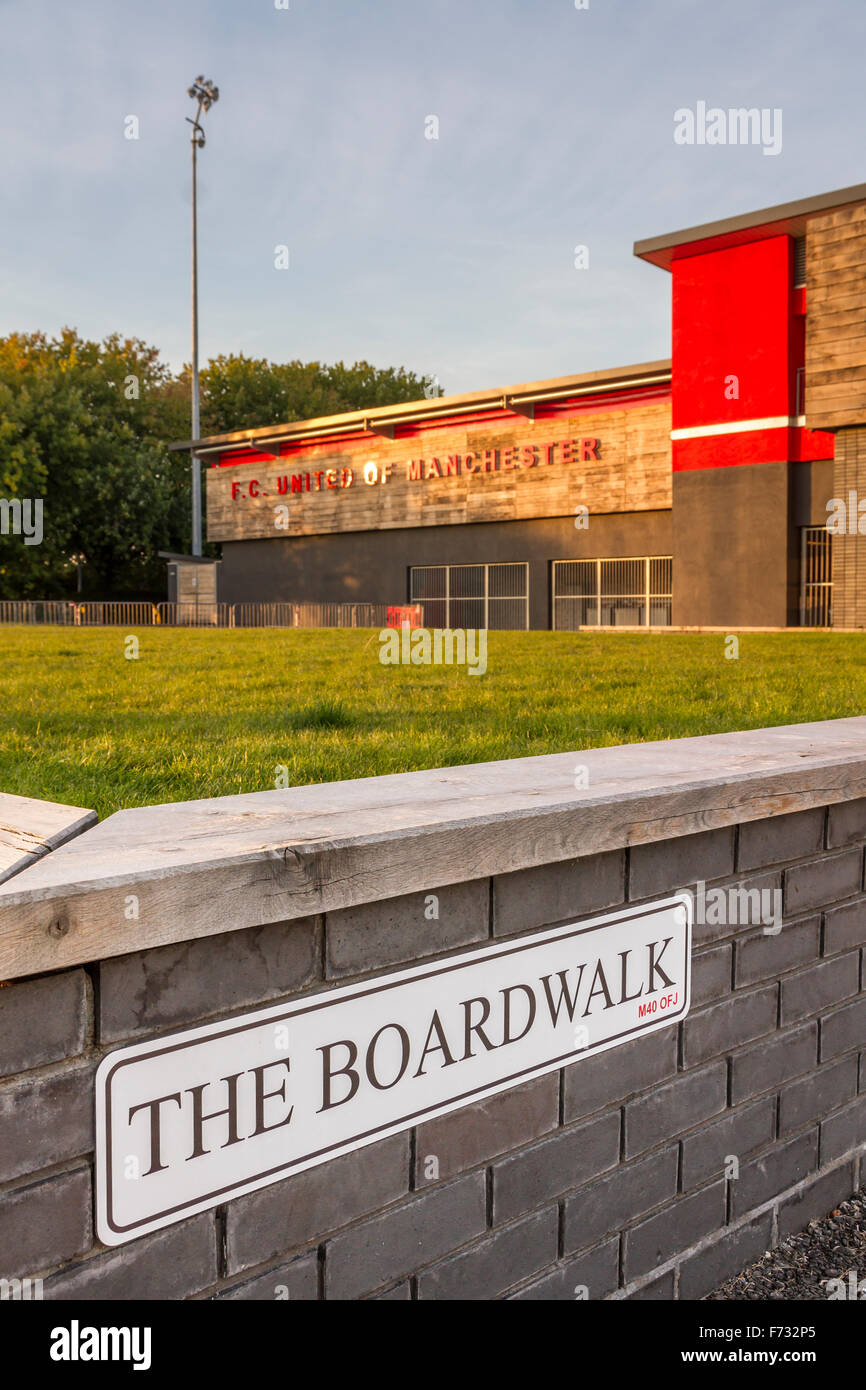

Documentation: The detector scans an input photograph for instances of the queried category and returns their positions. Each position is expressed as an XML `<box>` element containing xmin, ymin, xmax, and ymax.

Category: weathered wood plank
<box><xmin>806</xmin><ymin>206</ymin><xmax>866</xmax><ymax>430</ymax></box>
<box><xmin>206</xmin><ymin>400</ymin><xmax>673</xmax><ymax>542</ymax></box>
<box><xmin>0</xmin><ymin>793</ymin><xmax>97</xmax><ymax>887</ymax></box>
<box><xmin>1</xmin><ymin>719</ymin><xmax>865</xmax><ymax>979</ymax></box>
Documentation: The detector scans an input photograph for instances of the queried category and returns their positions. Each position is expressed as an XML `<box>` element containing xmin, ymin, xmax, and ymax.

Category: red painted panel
<box><xmin>673</xmin><ymin>426</ymin><xmax>834</xmax><ymax>472</ymax></box>
<box><xmin>672</xmin><ymin>236</ymin><xmax>793</xmax><ymax>435</ymax></box>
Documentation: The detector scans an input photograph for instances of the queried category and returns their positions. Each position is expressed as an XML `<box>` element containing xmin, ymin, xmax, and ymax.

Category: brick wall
<box><xmin>2</xmin><ymin>800</ymin><xmax>865</xmax><ymax>1300</ymax></box>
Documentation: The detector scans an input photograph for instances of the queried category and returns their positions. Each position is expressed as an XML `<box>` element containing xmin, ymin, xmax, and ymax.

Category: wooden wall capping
<box><xmin>0</xmin><ymin>793</ymin><xmax>97</xmax><ymax>887</ymax></box>
<box><xmin>1</xmin><ymin>717</ymin><xmax>865</xmax><ymax>979</ymax></box>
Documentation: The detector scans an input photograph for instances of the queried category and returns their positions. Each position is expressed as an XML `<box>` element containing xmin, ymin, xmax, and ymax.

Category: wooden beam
<box><xmin>0</xmin><ymin>793</ymin><xmax>97</xmax><ymax>887</ymax></box>
<box><xmin>1</xmin><ymin>719</ymin><xmax>866</xmax><ymax>980</ymax></box>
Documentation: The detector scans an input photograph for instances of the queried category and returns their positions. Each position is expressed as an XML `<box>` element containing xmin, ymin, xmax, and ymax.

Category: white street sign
<box><xmin>96</xmin><ymin>894</ymin><xmax>691</xmax><ymax>1245</ymax></box>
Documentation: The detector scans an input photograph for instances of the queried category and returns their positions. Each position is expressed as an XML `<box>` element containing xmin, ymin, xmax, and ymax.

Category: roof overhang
<box><xmin>634</xmin><ymin>182</ymin><xmax>866</xmax><ymax>272</ymax></box>
<box><xmin>169</xmin><ymin>359</ymin><xmax>672</xmax><ymax>456</ymax></box>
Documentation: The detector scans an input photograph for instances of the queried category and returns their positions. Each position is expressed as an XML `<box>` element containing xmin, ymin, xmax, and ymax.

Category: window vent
<box><xmin>793</xmin><ymin>236</ymin><xmax>807</xmax><ymax>287</ymax></box>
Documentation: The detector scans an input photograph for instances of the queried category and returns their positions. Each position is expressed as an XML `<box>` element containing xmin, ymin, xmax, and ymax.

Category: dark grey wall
<box><xmin>3</xmin><ymin>799</ymin><xmax>865</xmax><ymax>1300</ymax></box>
<box><xmin>218</xmin><ymin>511</ymin><xmax>673</xmax><ymax>630</ymax></box>
<box><xmin>672</xmin><ymin>462</ymin><xmax>792</xmax><ymax>627</ymax></box>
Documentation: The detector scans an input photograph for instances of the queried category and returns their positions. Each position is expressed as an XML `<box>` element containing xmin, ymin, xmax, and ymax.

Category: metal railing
<box><xmin>0</xmin><ymin>600</ymin><xmax>405</xmax><ymax>630</ymax></box>
<box><xmin>410</xmin><ymin>562</ymin><xmax>529</xmax><ymax>630</ymax></box>
<box><xmin>800</xmin><ymin>527</ymin><xmax>832</xmax><ymax>627</ymax></box>
<box><xmin>552</xmin><ymin>557</ymin><xmax>673</xmax><ymax>630</ymax></box>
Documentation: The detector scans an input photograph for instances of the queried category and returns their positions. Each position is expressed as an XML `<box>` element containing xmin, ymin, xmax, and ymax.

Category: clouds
<box><xmin>1</xmin><ymin>0</ymin><xmax>864</xmax><ymax>395</ymax></box>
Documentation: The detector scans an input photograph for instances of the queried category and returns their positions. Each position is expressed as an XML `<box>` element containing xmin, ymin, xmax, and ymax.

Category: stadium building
<box><xmin>173</xmin><ymin>182</ymin><xmax>866</xmax><ymax>630</ymax></box>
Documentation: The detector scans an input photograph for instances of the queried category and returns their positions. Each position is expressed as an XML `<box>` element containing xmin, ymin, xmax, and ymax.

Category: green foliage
<box><xmin>0</xmin><ymin>330</ymin><xmax>441</xmax><ymax>599</ymax></box>
<box><xmin>195</xmin><ymin>354</ymin><xmax>440</xmax><ymax>436</ymax></box>
<box><xmin>0</xmin><ymin>329</ymin><xmax>189</xmax><ymax>597</ymax></box>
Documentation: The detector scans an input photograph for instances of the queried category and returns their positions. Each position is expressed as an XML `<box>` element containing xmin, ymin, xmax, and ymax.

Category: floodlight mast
<box><xmin>186</xmin><ymin>77</ymin><xmax>219</xmax><ymax>556</ymax></box>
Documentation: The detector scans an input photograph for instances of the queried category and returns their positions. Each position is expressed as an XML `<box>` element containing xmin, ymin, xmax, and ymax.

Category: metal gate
<box><xmin>800</xmin><ymin>527</ymin><xmax>832</xmax><ymax>627</ymax></box>
<box><xmin>409</xmin><ymin>563</ymin><xmax>528</xmax><ymax>629</ymax></box>
<box><xmin>552</xmin><ymin>556</ymin><xmax>673</xmax><ymax>630</ymax></box>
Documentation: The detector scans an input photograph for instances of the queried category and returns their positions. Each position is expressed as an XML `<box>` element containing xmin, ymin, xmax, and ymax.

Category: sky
<box><xmin>1</xmin><ymin>0</ymin><xmax>864</xmax><ymax>398</ymax></box>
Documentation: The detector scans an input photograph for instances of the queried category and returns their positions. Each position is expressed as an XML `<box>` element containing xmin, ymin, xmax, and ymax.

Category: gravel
<box><xmin>707</xmin><ymin>1186</ymin><xmax>866</xmax><ymax>1299</ymax></box>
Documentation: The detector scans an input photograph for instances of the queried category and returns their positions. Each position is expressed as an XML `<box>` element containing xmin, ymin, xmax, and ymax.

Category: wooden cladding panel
<box><xmin>806</xmin><ymin>205</ymin><xmax>866</xmax><ymax>431</ymax></box>
<box><xmin>206</xmin><ymin>400</ymin><xmax>672</xmax><ymax>541</ymax></box>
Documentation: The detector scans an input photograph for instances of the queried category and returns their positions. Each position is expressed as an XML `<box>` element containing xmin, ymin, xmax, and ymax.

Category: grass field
<box><xmin>1</xmin><ymin>626</ymin><xmax>865</xmax><ymax>820</ymax></box>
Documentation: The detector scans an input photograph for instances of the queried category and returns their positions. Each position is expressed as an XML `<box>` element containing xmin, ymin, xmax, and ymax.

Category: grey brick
<box><xmin>738</xmin><ymin>810</ymin><xmax>824</xmax><ymax>872</ymax></box>
<box><xmin>0</xmin><ymin>1167</ymin><xmax>91</xmax><ymax>1281</ymax></box>
<box><xmin>730</xmin><ymin>1131</ymin><xmax>818</xmax><ymax>1218</ymax></box>
<box><xmin>45</xmin><ymin>1213</ymin><xmax>217</xmax><ymax>1300</ymax></box>
<box><xmin>418</xmin><ymin>1207</ymin><xmax>558</xmax><ymax>1300</ymax></box>
<box><xmin>821</xmin><ymin>995</ymin><xmax>866</xmax><ymax>1062</ymax></box>
<box><xmin>681</xmin><ymin>1098</ymin><xmax>776</xmax><ymax>1190</ymax></box>
<box><xmin>415</xmin><ymin>1073</ymin><xmax>558</xmax><ymax>1186</ymax></box>
<box><xmin>629</xmin><ymin>828</ymin><xmax>734</xmax><ymax>903</ymax></box>
<box><xmin>563</xmin><ymin>1028</ymin><xmax>677</xmax><ymax>1122</ymax></box>
<box><xmin>824</xmin><ymin>899</ymin><xmax>866</xmax><ymax>956</ymax></box>
<box><xmin>99</xmin><ymin>916</ymin><xmax>321</xmax><ymax>1043</ymax></box>
<box><xmin>0</xmin><ymin>970</ymin><xmax>88</xmax><ymax>1079</ymax></box>
<box><xmin>326</xmin><ymin>880</ymin><xmax>488</xmax><ymax>978</ymax></box>
<box><xmin>625</xmin><ymin>1271</ymin><xmax>676</xmax><ymax>1299</ymax></box>
<box><xmin>820</xmin><ymin>1094</ymin><xmax>866</xmax><ymax>1163</ymax></box>
<box><xmin>508</xmin><ymin>1235</ymin><xmax>619</xmax><ymax>1300</ymax></box>
<box><xmin>324</xmin><ymin>1173</ymin><xmax>486</xmax><ymax>1300</ymax></box>
<box><xmin>780</xmin><ymin>952</ymin><xmax>860</xmax><ymax>1024</ymax></box>
<box><xmin>682</xmin><ymin>986</ymin><xmax>777</xmax><ymax>1069</ymax></box>
<box><xmin>779</xmin><ymin>1055</ymin><xmax>858</xmax><ymax>1137</ymax></box>
<box><xmin>624</xmin><ymin>1181</ymin><xmax>726</xmax><ymax>1282</ymax></box>
<box><xmin>226</xmin><ymin>1132</ymin><xmax>409</xmax><ymax>1274</ymax></box>
<box><xmin>492</xmin><ymin>1111</ymin><xmax>620</xmax><ymax>1224</ymax></box>
<box><xmin>0</xmin><ymin>1060</ymin><xmax>95</xmax><ymax>1183</ymax></box>
<box><xmin>365</xmin><ymin>1281</ymin><xmax>411</xmax><ymax>1301</ymax></box>
<box><xmin>216</xmin><ymin>1254</ymin><xmax>318</xmax><ymax>1301</ymax></box>
<box><xmin>730</xmin><ymin>1023</ymin><xmax>818</xmax><ymax>1105</ymax></box>
<box><xmin>678</xmin><ymin>1211</ymin><xmax>774</xmax><ymax>1300</ymax></box>
<box><xmin>734</xmin><ymin>918</ymin><xmax>820</xmax><ymax>989</ymax></box>
<box><xmin>784</xmin><ymin>849</ymin><xmax>863</xmax><ymax>916</ymax></box>
<box><xmin>778</xmin><ymin>1162</ymin><xmax>856</xmax><ymax>1240</ymax></box>
<box><xmin>691</xmin><ymin>944</ymin><xmax>732</xmax><ymax>1007</ymax></box>
<box><xmin>827</xmin><ymin>798</ymin><xmax>866</xmax><ymax>849</ymax></box>
<box><xmin>562</xmin><ymin>1147</ymin><xmax>678</xmax><ymax>1253</ymax></box>
<box><xmin>492</xmin><ymin>850</ymin><xmax>624</xmax><ymax>938</ymax></box>
<box><xmin>625</xmin><ymin>1063</ymin><xmax>727</xmax><ymax>1159</ymax></box>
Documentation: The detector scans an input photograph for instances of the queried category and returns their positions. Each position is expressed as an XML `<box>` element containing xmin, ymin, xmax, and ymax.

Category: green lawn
<box><xmin>1</xmin><ymin>626</ymin><xmax>864</xmax><ymax>820</ymax></box>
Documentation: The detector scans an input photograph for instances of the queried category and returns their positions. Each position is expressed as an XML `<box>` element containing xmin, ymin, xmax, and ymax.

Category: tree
<box><xmin>0</xmin><ymin>333</ymin><xmax>443</xmax><ymax>599</ymax></box>
<box><xmin>195</xmin><ymin>354</ymin><xmax>441</xmax><ymax>436</ymax></box>
<box><xmin>0</xmin><ymin>330</ymin><xmax>188</xmax><ymax>598</ymax></box>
